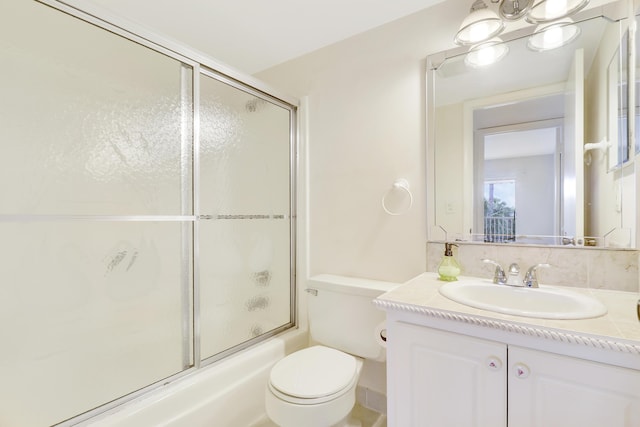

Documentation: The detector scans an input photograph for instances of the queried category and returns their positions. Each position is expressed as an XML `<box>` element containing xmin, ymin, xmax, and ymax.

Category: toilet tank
<box><xmin>306</xmin><ymin>274</ymin><xmax>398</xmax><ymax>362</ymax></box>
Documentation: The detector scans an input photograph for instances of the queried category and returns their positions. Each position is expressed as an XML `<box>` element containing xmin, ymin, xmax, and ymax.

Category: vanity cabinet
<box><xmin>388</xmin><ymin>321</ymin><xmax>506</xmax><ymax>426</ymax></box>
<box><xmin>387</xmin><ymin>321</ymin><xmax>640</xmax><ymax>427</ymax></box>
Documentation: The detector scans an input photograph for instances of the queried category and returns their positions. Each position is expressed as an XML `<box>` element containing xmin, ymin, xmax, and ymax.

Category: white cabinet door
<box><xmin>387</xmin><ymin>322</ymin><xmax>507</xmax><ymax>427</ymax></box>
<box><xmin>508</xmin><ymin>346</ymin><xmax>640</xmax><ymax>427</ymax></box>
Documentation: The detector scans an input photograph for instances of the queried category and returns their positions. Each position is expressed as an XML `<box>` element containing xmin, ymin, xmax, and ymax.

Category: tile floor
<box><xmin>253</xmin><ymin>403</ymin><xmax>386</xmax><ymax>427</ymax></box>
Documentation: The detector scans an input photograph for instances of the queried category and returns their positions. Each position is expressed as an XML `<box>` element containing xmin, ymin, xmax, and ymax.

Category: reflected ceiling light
<box><xmin>465</xmin><ymin>37</ymin><xmax>510</xmax><ymax>68</ymax></box>
<box><xmin>455</xmin><ymin>0</ymin><xmax>505</xmax><ymax>46</ymax></box>
<box><xmin>526</xmin><ymin>0</ymin><xmax>590</xmax><ymax>23</ymax></box>
<box><xmin>527</xmin><ymin>18</ymin><xmax>581</xmax><ymax>51</ymax></box>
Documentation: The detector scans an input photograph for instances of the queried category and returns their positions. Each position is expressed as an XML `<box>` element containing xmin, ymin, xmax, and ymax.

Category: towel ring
<box><xmin>382</xmin><ymin>179</ymin><xmax>413</xmax><ymax>215</ymax></box>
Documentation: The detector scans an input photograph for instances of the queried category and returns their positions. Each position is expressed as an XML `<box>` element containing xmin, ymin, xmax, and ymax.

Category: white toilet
<box><xmin>265</xmin><ymin>274</ymin><xmax>397</xmax><ymax>427</ymax></box>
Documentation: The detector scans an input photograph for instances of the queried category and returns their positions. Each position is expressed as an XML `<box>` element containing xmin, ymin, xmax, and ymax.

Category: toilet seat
<box><xmin>269</xmin><ymin>346</ymin><xmax>358</xmax><ymax>405</ymax></box>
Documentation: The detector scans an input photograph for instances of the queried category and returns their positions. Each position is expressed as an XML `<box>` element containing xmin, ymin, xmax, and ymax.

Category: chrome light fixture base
<box><xmin>497</xmin><ymin>0</ymin><xmax>534</xmax><ymax>21</ymax></box>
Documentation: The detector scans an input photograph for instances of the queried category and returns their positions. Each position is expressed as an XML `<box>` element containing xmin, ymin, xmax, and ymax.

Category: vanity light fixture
<box><xmin>527</xmin><ymin>18</ymin><xmax>581</xmax><ymax>51</ymax></box>
<box><xmin>454</xmin><ymin>0</ymin><xmax>589</xmax><ymax>46</ymax></box>
<box><xmin>465</xmin><ymin>37</ymin><xmax>510</xmax><ymax>67</ymax></box>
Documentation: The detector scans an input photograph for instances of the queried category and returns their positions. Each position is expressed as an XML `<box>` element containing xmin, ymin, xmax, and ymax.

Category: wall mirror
<box><xmin>427</xmin><ymin>0</ymin><xmax>637</xmax><ymax>248</ymax></box>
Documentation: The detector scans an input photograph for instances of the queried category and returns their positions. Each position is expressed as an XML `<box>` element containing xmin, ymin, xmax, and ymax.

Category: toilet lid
<box><xmin>269</xmin><ymin>345</ymin><xmax>357</xmax><ymax>399</ymax></box>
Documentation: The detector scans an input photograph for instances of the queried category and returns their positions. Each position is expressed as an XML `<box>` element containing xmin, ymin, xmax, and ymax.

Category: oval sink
<box><xmin>439</xmin><ymin>279</ymin><xmax>608</xmax><ymax>320</ymax></box>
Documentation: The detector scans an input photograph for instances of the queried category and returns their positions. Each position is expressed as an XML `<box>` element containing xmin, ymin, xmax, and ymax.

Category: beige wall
<box><xmin>257</xmin><ymin>0</ymin><xmax>468</xmax><ymax>283</ymax></box>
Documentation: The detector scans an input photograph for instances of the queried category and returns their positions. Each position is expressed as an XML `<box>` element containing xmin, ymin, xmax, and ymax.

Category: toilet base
<box><xmin>265</xmin><ymin>383</ymin><xmax>357</xmax><ymax>427</ymax></box>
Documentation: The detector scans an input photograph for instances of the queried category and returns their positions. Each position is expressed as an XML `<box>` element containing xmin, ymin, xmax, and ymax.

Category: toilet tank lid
<box><xmin>270</xmin><ymin>346</ymin><xmax>357</xmax><ymax>399</ymax></box>
<box><xmin>307</xmin><ymin>274</ymin><xmax>399</xmax><ymax>297</ymax></box>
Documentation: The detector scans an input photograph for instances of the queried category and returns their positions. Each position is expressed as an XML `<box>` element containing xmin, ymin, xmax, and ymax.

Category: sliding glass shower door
<box><xmin>199</xmin><ymin>70</ymin><xmax>294</xmax><ymax>360</ymax></box>
<box><xmin>0</xmin><ymin>1</ymin><xmax>296</xmax><ymax>426</ymax></box>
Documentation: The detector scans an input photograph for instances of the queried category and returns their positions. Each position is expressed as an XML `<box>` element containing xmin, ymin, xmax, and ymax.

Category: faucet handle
<box><xmin>482</xmin><ymin>259</ymin><xmax>506</xmax><ymax>284</ymax></box>
<box><xmin>523</xmin><ymin>263</ymin><xmax>551</xmax><ymax>288</ymax></box>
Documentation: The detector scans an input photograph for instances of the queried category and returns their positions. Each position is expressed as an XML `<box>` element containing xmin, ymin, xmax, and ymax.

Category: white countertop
<box><xmin>375</xmin><ymin>272</ymin><xmax>640</xmax><ymax>357</ymax></box>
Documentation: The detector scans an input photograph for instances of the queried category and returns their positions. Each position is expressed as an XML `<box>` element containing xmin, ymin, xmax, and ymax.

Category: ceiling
<box><xmin>76</xmin><ymin>0</ymin><xmax>447</xmax><ymax>74</ymax></box>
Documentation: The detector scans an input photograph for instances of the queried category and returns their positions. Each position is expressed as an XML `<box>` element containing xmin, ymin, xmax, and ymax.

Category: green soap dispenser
<box><xmin>438</xmin><ymin>243</ymin><xmax>461</xmax><ymax>281</ymax></box>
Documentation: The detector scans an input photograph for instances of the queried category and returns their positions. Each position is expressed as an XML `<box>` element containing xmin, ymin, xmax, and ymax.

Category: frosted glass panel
<box><xmin>199</xmin><ymin>74</ymin><xmax>291</xmax><ymax>215</ymax></box>
<box><xmin>200</xmin><ymin>220</ymin><xmax>292</xmax><ymax>357</ymax></box>
<box><xmin>199</xmin><ymin>72</ymin><xmax>293</xmax><ymax>359</ymax></box>
<box><xmin>0</xmin><ymin>221</ymin><xmax>192</xmax><ymax>427</ymax></box>
<box><xmin>0</xmin><ymin>2</ymin><xmax>193</xmax><ymax>215</ymax></box>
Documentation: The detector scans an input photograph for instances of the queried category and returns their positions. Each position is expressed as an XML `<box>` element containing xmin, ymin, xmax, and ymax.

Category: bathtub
<box><xmin>85</xmin><ymin>329</ymin><xmax>308</xmax><ymax>426</ymax></box>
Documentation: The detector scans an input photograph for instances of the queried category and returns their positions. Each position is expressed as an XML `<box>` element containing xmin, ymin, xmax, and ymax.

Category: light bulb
<box><xmin>543</xmin><ymin>26</ymin><xmax>563</xmax><ymax>47</ymax></box>
<box><xmin>527</xmin><ymin>18</ymin><xmax>580</xmax><ymax>51</ymax></box>
<box><xmin>465</xmin><ymin>38</ymin><xmax>509</xmax><ymax>68</ymax></box>
<box><xmin>544</xmin><ymin>0</ymin><xmax>568</xmax><ymax>19</ymax></box>
<box><xmin>477</xmin><ymin>45</ymin><xmax>498</xmax><ymax>66</ymax></box>
<box><xmin>469</xmin><ymin>21</ymin><xmax>491</xmax><ymax>43</ymax></box>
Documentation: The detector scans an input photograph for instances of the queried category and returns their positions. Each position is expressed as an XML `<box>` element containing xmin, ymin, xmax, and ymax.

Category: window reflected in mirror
<box><xmin>484</xmin><ymin>179</ymin><xmax>516</xmax><ymax>242</ymax></box>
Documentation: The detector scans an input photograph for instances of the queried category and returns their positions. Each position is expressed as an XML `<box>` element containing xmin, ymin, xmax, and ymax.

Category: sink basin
<box><xmin>439</xmin><ymin>279</ymin><xmax>608</xmax><ymax>320</ymax></box>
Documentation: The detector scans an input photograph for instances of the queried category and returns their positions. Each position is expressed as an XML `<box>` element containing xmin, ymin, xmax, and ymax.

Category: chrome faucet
<box><xmin>522</xmin><ymin>263</ymin><xmax>550</xmax><ymax>288</ymax></box>
<box><xmin>482</xmin><ymin>259</ymin><xmax>550</xmax><ymax>287</ymax></box>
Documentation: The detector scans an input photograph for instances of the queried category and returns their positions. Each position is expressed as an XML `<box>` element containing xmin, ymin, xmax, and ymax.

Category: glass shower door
<box><xmin>0</xmin><ymin>1</ymin><xmax>297</xmax><ymax>425</ymax></box>
<box><xmin>198</xmin><ymin>70</ymin><xmax>294</xmax><ymax>360</ymax></box>
<box><xmin>0</xmin><ymin>2</ymin><xmax>194</xmax><ymax>425</ymax></box>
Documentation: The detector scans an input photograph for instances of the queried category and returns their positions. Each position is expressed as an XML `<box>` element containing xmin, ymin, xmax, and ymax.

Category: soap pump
<box><xmin>438</xmin><ymin>242</ymin><xmax>461</xmax><ymax>281</ymax></box>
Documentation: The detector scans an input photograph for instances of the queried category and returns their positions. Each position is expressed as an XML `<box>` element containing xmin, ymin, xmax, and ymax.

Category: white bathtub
<box><xmin>85</xmin><ymin>329</ymin><xmax>308</xmax><ymax>427</ymax></box>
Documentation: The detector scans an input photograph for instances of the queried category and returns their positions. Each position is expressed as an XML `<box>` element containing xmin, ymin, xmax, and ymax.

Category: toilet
<box><xmin>265</xmin><ymin>274</ymin><xmax>397</xmax><ymax>427</ymax></box>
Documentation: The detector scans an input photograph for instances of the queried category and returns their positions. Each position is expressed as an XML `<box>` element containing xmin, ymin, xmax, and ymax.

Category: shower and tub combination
<box><xmin>0</xmin><ymin>1</ymin><xmax>298</xmax><ymax>425</ymax></box>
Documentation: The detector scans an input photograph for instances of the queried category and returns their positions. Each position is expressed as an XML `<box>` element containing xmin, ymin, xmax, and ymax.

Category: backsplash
<box><xmin>427</xmin><ymin>241</ymin><xmax>640</xmax><ymax>293</ymax></box>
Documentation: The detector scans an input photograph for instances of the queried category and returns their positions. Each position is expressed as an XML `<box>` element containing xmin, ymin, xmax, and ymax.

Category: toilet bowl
<box><xmin>264</xmin><ymin>274</ymin><xmax>397</xmax><ymax>427</ymax></box>
<box><xmin>265</xmin><ymin>345</ymin><xmax>363</xmax><ymax>427</ymax></box>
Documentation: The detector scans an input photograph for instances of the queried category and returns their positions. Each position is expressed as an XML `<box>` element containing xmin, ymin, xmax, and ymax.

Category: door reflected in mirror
<box><xmin>476</xmin><ymin>113</ymin><xmax>562</xmax><ymax>244</ymax></box>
